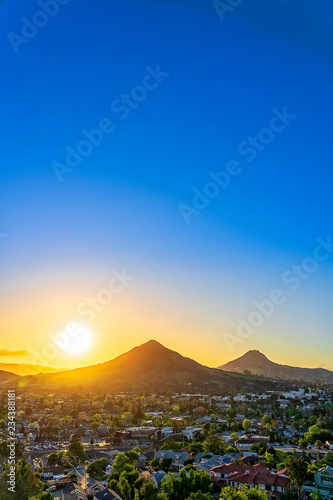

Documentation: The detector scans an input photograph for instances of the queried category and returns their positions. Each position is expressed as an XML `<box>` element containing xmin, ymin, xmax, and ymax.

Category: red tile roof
<box><xmin>211</xmin><ymin>463</ymin><xmax>267</xmax><ymax>475</ymax></box>
<box><xmin>210</xmin><ymin>463</ymin><xmax>290</xmax><ymax>488</ymax></box>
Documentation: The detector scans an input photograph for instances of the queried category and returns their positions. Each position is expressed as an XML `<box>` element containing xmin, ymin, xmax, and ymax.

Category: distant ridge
<box><xmin>20</xmin><ymin>340</ymin><xmax>284</xmax><ymax>393</ymax></box>
<box><xmin>218</xmin><ymin>350</ymin><xmax>333</xmax><ymax>383</ymax></box>
<box><xmin>0</xmin><ymin>362</ymin><xmax>67</xmax><ymax>377</ymax></box>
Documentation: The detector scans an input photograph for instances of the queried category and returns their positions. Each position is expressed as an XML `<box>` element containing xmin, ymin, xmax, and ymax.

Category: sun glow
<box><xmin>55</xmin><ymin>323</ymin><xmax>93</xmax><ymax>355</ymax></box>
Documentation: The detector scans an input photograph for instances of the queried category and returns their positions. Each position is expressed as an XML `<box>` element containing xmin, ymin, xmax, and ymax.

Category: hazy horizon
<box><xmin>0</xmin><ymin>340</ymin><xmax>332</xmax><ymax>373</ymax></box>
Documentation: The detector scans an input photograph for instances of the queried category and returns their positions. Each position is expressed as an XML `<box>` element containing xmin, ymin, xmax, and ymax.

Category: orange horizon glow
<box><xmin>1</xmin><ymin>272</ymin><xmax>333</xmax><ymax>373</ymax></box>
<box><xmin>1</xmin><ymin>321</ymin><xmax>333</xmax><ymax>373</ymax></box>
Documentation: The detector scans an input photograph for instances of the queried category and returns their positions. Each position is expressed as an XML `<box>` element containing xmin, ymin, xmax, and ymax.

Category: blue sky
<box><xmin>1</xmin><ymin>0</ymin><xmax>333</xmax><ymax>368</ymax></box>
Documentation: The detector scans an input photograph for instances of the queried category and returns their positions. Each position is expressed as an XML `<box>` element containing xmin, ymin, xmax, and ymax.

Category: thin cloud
<box><xmin>0</xmin><ymin>349</ymin><xmax>29</xmax><ymax>356</ymax></box>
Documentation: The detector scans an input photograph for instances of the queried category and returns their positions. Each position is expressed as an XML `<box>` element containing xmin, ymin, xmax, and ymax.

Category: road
<box><xmin>274</xmin><ymin>445</ymin><xmax>330</xmax><ymax>457</ymax></box>
<box><xmin>24</xmin><ymin>442</ymin><xmax>138</xmax><ymax>458</ymax></box>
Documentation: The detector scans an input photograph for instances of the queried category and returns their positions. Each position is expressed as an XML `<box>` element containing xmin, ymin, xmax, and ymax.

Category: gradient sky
<box><xmin>1</xmin><ymin>0</ymin><xmax>333</xmax><ymax>370</ymax></box>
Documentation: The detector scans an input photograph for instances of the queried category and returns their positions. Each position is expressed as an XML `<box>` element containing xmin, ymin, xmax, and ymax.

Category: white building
<box><xmin>182</xmin><ymin>427</ymin><xmax>204</xmax><ymax>440</ymax></box>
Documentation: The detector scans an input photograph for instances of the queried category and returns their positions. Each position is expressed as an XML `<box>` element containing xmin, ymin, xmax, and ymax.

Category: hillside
<box><xmin>21</xmin><ymin>340</ymin><xmax>282</xmax><ymax>393</ymax></box>
<box><xmin>0</xmin><ymin>362</ymin><xmax>67</xmax><ymax>377</ymax></box>
<box><xmin>0</xmin><ymin>369</ymin><xmax>19</xmax><ymax>383</ymax></box>
<box><xmin>218</xmin><ymin>350</ymin><xmax>333</xmax><ymax>383</ymax></box>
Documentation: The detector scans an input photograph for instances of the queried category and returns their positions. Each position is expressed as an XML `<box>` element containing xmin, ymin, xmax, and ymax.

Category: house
<box><xmin>235</xmin><ymin>435</ymin><xmax>270</xmax><ymax>450</ymax></box>
<box><xmin>137</xmin><ymin>452</ymin><xmax>152</xmax><ymax>468</ymax></box>
<box><xmin>155</xmin><ymin>450</ymin><xmax>190</xmax><ymax>471</ymax></box>
<box><xmin>26</xmin><ymin>456</ymin><xmax>40</xmax><ymax>471</ymax></box>
<box><xmin>283</xmin><ymin>426</ymin><xmax>297</xmax><ymax>439</ymax></box>
<box><xmin>182</xmin><ymin>427</ymin><xmax>204</xmax><ymax>440</ymax></box>
<box><xmin>42</xmin><ymin>465</ymin><xmax>65</xmax><ymax>480</ymax></box>
<box><xmin>303</xmin><ymin>466</ymin><xmax>333</xmax><ymax>500</ymax></box>
<box><xmin>151</xmin><ymin>470</ymin><xmax>167</xmax><ymax>489</ymax></box>
<box><xmin>129</xmin><ymin>427</ymin><xmax>157</xmax><ymax>439</ymax></box>
<box><xmin>194</xmin><ymin>455</ymin><xmax>236</xmax><ymax>473</ymax></box>
<box><xmin>197</xmin><ymin>416</ymin><xmax>212</xmax><ymax>424</ymax></box>
<box><xmin>240</xmin><ymin>455</ymin><xmax>261</xmax><ymax>466</ymax></box>
<box><xmin>93</xmin><ymin>488</ymin><xmax>123</xmax><ymax>500</ymax></box>
<box><xmin>144</xmin><ymin>450</ymin><xmax>155</xmax><ymax>461</ymax></box>
<box><xmin>210</xmin><ymin>463</ymin><xmax>290</xmax><ymax>498</ymax></box>
<box><xmin>86</xmin><ymin>478</ymin><xmax>106</xmax><ymax>497</ymax></box>
<box><xmin>160</xmin><ymin>426</ymin><xmax>174</xmax><ymax>438</ymax></box>
<box><xmin>61</xmin><ymin>483</ymin><xmax>88</xmax><ymax>500</ymax></box>
<box><xmin>105</xmin><ymin>449</ymin><xmax>121</xmax><ymax>459</ymax></box>
<box><xmin>97</xmin><ymin>426</ymin><xmax>108</xmax><ymax>436</ymax></box>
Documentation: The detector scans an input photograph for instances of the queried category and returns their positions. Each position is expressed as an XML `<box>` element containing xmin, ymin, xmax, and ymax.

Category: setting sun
<box><xmin>55</xmin><ymin>324</ymin><xmax>93</xmax><ymax>356</ymax></box>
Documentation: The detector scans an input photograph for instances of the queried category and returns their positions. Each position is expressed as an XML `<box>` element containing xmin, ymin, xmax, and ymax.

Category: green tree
<box><xmin>242</xmin><ymin>419</ymin><xmax>251</xmax><ymax>432</ymax></box>
<box><xmin>151</xmin><ymin>457</ymin><xmax>160</xmax><ymax>470</ymax></box>
<box><xmin>161</xmin><ymin>468</ymin><xmax>213</xmax><ymax>500</ymax></box>
<box><xmin>67</xmin><ymin>435</ymin><xmax>86</xmax><ymax>465</ymax></box>
<box><xmin>311</xmin><ymin>490</ymin><xmax>323</xmax><ymax>500</ymax></box>
<box><xmin>122</xmin><ymin>411</ymin><xmax>134</xmax><ymax>425</ymax></box>
<box><xmin>87</xmin><ymin>457</ymin><xmax>108</xmax><ymax>476</ymax></box>
<box><xmin>324</xmin><ymin>451</ymin><xmax>333</xmax><ymax>467</ymax></box>
<box><xmin>108</xmin><ymin>460</ymin><xmax>158</xmax><ymax>500</ymax></box>
<box><xmin>188</xmin><ymin>441</ymin><xmax>204</xmax><ymax>454</ymax></box>
<box><xmin>219</xmin><ymin>485</ymin><xmax>268</xmax><ymax>500</ymax></box>
<box><xmin>203</xmin><ymin>434</ymin><xmax>226</xmax><ymax>455</ymax></box>
<box><xmin>40</xmin><ymin>493</ymin><xmax>54</xmax><ymax>500</ymax></box>
<box><xmin>48</xmin><ymin>452</ymin><xmax>63</xmax><ymax>465</ymax></box>
<box><xmin>161</xmin><ymin>457</ymin><xmax>172</xmax><ymax>471</ymax></box>
<box><xmin>160</xmin><ymin>439</ymin><xmax>184</xmax><ymax>452</ymax></box>
<box><xmin>126</xmin><ymin>449</ymin><xmax>139</xmax><ymax>465</ymax></box>
<box><xmin>112</xmin><ymin>453</ymin><xmax>131</xmax><ymax>475</ymax></box>
<box><xmin>299</xmin><ymin>438</ymin><xmax>308</xmax><ymax>450</ymax></box>
<box><xmin>264</xmin><ymin>452</ymin><xmax>275</xmax><ymax>465</ymax></box>
<box><xmin>0</xmin><ymin>460</ymin><xmax>43</xmax><ymax>500</ymax></box>
<box><xmin>136</xmin><ymin>479</ymin><xmax>159</xmax><ymax>500</ymax></box>
<box><xmin>284</xmin><ymin>456</ymin><xmax>308</xmax><ymax>492</ymax></box>
<box><xmin>188</xmin><ymin>493</ymin><xmax>214</xmax><ymax>500</ymax></box>
<box><xmin>0</xmin><ymin>440</ymin><xmax>24</xmax><ymax>459</ymax></box>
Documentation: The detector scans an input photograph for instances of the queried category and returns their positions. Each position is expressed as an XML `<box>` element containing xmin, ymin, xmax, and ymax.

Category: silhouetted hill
<box><xmin>218</xmin><ymin>350</ymin><xmax>333</xmax><ymax>383</ymax></box>
<box><xmin>0</xmin><ymin>369</ymin><xmax>19</xmax><ymax>382</ymax></box>
<box><xmin>22</xmin><ymin>340</ymin><xmax>283</xmax><ymax>393</ymax></box>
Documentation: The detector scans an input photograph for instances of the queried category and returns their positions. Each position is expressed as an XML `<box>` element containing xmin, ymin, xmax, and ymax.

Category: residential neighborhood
<box><xmin>0</xmin><ymin>384</ymin><xmax>332</xmax><ymax>499</ymax></box>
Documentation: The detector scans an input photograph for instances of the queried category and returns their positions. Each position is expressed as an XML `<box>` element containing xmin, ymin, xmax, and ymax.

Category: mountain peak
<box><xmin>218</xmin><ymin>349</ymin><xmax>272</xmax><ymax>374</ymax></box>
<box><xmin>134</xmin><ymin>339</ymin><xmax>167</xmax><ymax>352</ymax></box>
<box><xmin>218</xmin><ymin>349</ymin><xmax>333</xmax><ymax>383</ymax></box>
<box><xmin>142</xmin><ymin>339</ymin><xmax>164</xmax><ymax>347</ymax></box>
<box><xmin>244</xmin><ymin>350</ymin><xmax>269</xmax><ymax>360</ymax></box>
